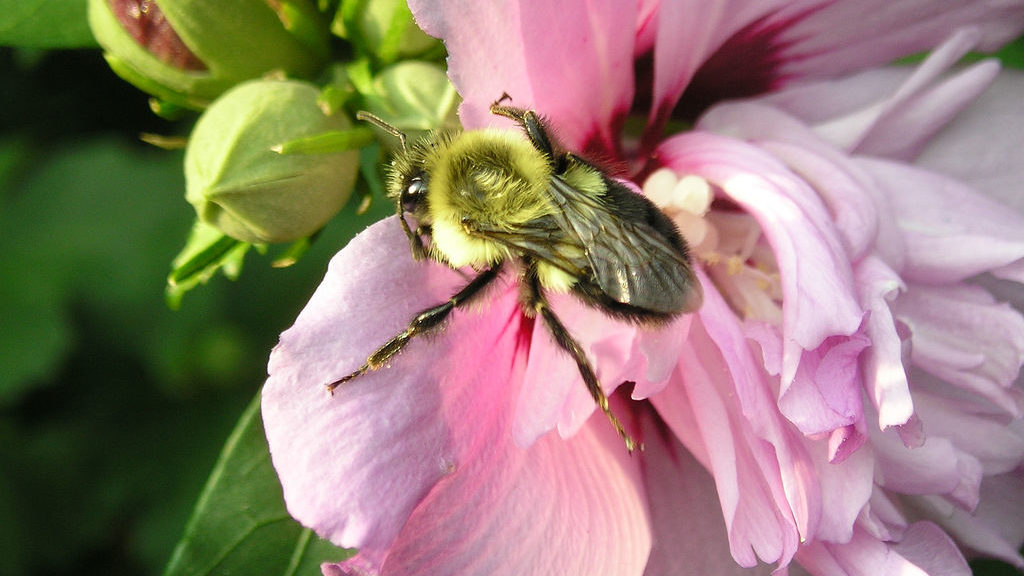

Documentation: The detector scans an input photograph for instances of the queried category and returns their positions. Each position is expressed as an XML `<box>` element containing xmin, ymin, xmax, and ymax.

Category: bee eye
<box><xmin>401</xmin><ymin>177</ymin><xmax>426</xmax><ymax>212</ymax></box>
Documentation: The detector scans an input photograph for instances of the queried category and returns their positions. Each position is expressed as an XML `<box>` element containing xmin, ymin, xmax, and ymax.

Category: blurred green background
<box><xmin>0</xmin><ymin>46</ymin><xmax>381</xmax><ymax>575</ymax></box>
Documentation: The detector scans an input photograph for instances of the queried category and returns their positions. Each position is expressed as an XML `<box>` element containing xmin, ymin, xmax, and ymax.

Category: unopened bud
<box><xmin>185</xmin><ymin>79</ymin><xmax>359</xmax><ymax>243</ymax></box>
<box><xmin>89</xmin><ymin>0</ymin><xmax>330</xmax><ymax>109</ymax></box>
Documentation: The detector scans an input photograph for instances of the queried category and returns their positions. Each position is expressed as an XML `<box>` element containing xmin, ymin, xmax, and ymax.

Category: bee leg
<box><xmin>326</xmin><ymin>263</ymin><xmax>502</xmax><ymax>392</ymax></box>
<box><xmin>488</xmin><ymin>101</ymin><xmax>559</xmax><ymax>164</ymax></box>
<box><xmin>523</xmin><ymin>267</ymin><xmax>642</xmax><ymax>453</ymax></box>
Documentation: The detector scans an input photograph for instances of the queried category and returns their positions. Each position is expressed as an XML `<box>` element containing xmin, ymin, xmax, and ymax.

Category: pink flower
<box><xmin>262</xmin><ymin>2</ymin><xmax>1024</xmax><ymax>574</ymax></box>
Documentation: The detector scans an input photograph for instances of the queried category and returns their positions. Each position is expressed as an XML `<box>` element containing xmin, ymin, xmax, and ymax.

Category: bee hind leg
<box><xmin>523</xmin><ymin>266</ymin><xmax>642</xmax><ymax>453</ymax></box>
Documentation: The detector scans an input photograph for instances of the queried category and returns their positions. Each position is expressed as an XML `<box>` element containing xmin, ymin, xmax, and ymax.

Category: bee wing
<box><xmin>545</xmin><ymin>175</ymin><xmax>702</xmax><ymax>315</ymax></box>
<box><xmin>468</xmin><ymin>175</ymin><xmax>701</xmax><ymax>315</ymax></box>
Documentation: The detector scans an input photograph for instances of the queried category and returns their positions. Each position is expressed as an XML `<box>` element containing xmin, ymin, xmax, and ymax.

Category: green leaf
<box><xmin>163</xmin><ymin>395</ymin><xmax>352</xmax><ymax>576</ymax></box>
<box><xmin>0</xmin><ymin>0</ymin><xmax>97</xmax><ymax>48</ymax></box>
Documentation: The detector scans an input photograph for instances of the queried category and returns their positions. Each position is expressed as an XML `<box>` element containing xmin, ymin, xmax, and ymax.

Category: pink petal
<box><xmin>847</xmin><ymin>41</ymin><xmax>1000</xmax><ymax>161</ymax></box>
<box><xmin>268</xmin><ymin>220</ymin><xmax>653</xmax><ymax>575</ymax></box>
<box><xmin>263</xmin><ymin>219</ymin><xmax>485</xmax><ymax>557</ymax></box>
<box><xmin>757</xmin><ymin>29</ymin><xmax>1000</xmax><ymax>161</ymax></box>
<box><xmin>659</xmin><ymin>132</ymin><xmax>863</xmax><ymax>385</ymax></box>
<box><xmin>780</xmin><ymin>331</ymin><xmax>869</xmax><ymax>436</ymax></box>
<box><xmin>969</xmin><ymin>473</ymin><xmax>1024</xmax><ymax>566</ymax></box>
<box><xmin>774</xmin><ymin>2</ymin><xmax>1024</xmax><ymax>81</ymax></box>
<box><xmin>887</xmin><ymin>522</ymin><xmax>973</xmax><ymax>576</ymax></box>
<box><xmin>698</xmin><ymin>101</ymin><xmax>887</xmax><ymax>262</ymax></box>
<box><xmin>854</xmin><ymin>256</ymin><xmax>914</xmax><ymax>430</ymax></box>
<box><xmin>512</xmin><ymin>292</ymin><xmax>686</xmax><ymax>447</ymax></box>
<box><xmin>894</xmin><ymin>283</ymin><xmax>1024</xmax><ymax>415</ymax></box>
<box><xmin>862</xmin><ymin>157</ymin><xmax>1024</xmax><ymax>284</ymax></box>
<box><xmin>696</xmin><ymin>270</ymin><xmax>823</xmax><ymax>542</ymax></box>
<box><xmin>917</xmin><ymin>70</ymin><xmax>1024</xmax><ymax>213</ymax></box>
<box><xmin>913</xmin><ymin>391</ymin><xmax>1024</xmax><ymax>475</ymax></box>
<box><xmin>906</xmin><ymin>483</ymin><xmax>1024</xmax><ymax>569</ymax></box>
<box><xmin>796</xmin><ymin>522</ymin><xmax>971</xmax><ymax>576</ymax></box>
<box><xmin>653</xmin><ymin>283</ymin><xmax>805</xmax><ymax>568</ymax></box>
<box><xmin>639</xmin><ymin>410</ymin><xmax>776</xmax><ymax>576</ymax></box>
<box><xmin>648</xmin><ymin>0</ymin><xmax>793</xmax><ymax>131</ymax></box>
<box><xmin>651</xmin><ymin>1</ymin><xmax>1024</xmax><ymax>129</ymax></box>
<box><xmin>330</xmin><ymin>409</ymin><xmax>651</xmax><ymax>576</ymax></box>
<box><xmin>805</xmin><ymin>434</ymin><xmax>875</xmax><ymax>544</ymax></box>
<box><xmin>870</xmin><ymin>422</ymin><xmax>983</xmax><ymax>511</ymax></box>
<box><xmin>408</xmin><ymin>0</ymin><xmax>636</xmax><ymax>153</ymax></box>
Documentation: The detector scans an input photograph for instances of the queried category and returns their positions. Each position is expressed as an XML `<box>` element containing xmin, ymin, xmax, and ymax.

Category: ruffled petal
<box><xmin>917</xmin><ymin>70</ymin><xmax>1024</xmax><ymax>212</ymax></box>
<box><xmin>773</xmin><ymin>2</ymin><xmax>1024</xmax><ymax>80</ymax></box>
<box><xmin>870</xmin><ymin>421</ymin><xmax>982</xmax><ymax>511</ymax></box>
<box><xmin>913</xmin><ymin>391</ymin><xmax>1024</xmax><ymax>475</ymax></box>
<box><xmin>653</xmin><ymin>277</ymin><xmax>806</xmax><ymax>569</ymax></box>
<box><xmin>658</xmin><ymin>132</ymin><xmax>863</xmax><ymax>385</ymax></box>
<box><xmin>639</xmin><ymin>410</ymin><xmax>776</xmax><ymax>576</ymax></box>
<box><xmin>796</xmin><ymin>522</ymin><xmax>971</xmax><ymax>576</ymax></box>
<box><xmin>408</xmin><ymin>0</ymin><xmax>636</xmax><ymax>153</ymax></box>
<box><xmin>854</xmin><ymin>256</ymin><xmax>914</xmax><ymax>430</ymax></box>
<box><xmin>894</xmin><ymin>283</ymin><xmax>1024</xmax><ymax>415</ymax></box>
<box><xmin>862</xmin><ymin>158</ymin><xmax>1024</xmax><ymax>285</ymax></box>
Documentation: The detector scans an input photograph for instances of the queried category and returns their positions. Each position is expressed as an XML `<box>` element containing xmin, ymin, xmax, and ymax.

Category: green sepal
<box><xmin>272</xmin><ymin>126</ymin><xmax>375</xmax><ymax>155</ymax></box>
<box><xmin>166</xmin><ymin>220</ymin><xmax>252</xmax><ymax>309</ymax></box>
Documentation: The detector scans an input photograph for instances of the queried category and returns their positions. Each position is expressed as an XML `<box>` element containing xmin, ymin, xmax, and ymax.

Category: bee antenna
<box><xmin>356</xmin><ymin>111</ymin><xmax>407</xmax><ymax>151</ymax></box>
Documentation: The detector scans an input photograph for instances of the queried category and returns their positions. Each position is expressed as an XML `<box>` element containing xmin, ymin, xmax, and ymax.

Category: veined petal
<box><xmin>796</xmin><ymin>522</ymin><xmax>971</xmax><ymax>576</ymax></box>
<box><xmin>408</xmin><ymin>0</ymin><xmax>636</xmax><ymax>153</ymax></box>
<box><xmin>895</xmin><ymin>283</ymin><xmax>1024</xmax><ymax>416</ymax></box>
<box><xmin>653</xmin><ymin>280</ymin><xmax>806</xmax><ymax>568</ymax></box>
<box><xmin>772</xmin><ymin>2</ymin><xmax>1024</xmax><ymax>81</ymax></box>
<box><xmin>263</xmin><ymin>219</ymin><xmax>480</xmax><ymax>557</ymax></box>
<box><xmin>870</xmin><ymin>421</ymin><xmax>983</xmax><ymax>511</ymax></box>
<box><xmin>862</xmin><ymin>157</ymin><xmax>1024</xmax><ymax>285</ymax></box>
<box><xmin>917</xmin><ymin>70</ymin><xmax>1024</xmax><ymax>212</ymax></box>
<box><xmin>658</xmin><ymin>132</ymin><xmax>863</xmax><ymax>385</ymax></box>
<box><xmin>640</xmin><ymin>411</ymin><xmax>776</xmax><ymax>576</ymax></box>
<box><xmin>329</xmin><ymin>406</ymin><xmax>652</xmax><ymax>576</ymax></box>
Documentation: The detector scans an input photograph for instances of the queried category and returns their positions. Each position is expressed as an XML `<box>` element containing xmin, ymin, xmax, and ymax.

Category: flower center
<box><xmin>642</xmin><ymin>168</ymin><xmax>782</xmax><ymax>323</ymax></box>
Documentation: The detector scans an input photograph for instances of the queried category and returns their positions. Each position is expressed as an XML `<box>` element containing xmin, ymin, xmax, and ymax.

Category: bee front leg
<box><xmin>326</xmin><ymin>263</ymin><xmax>502</xmax><ymax>392</ymax></box>
<box><xmin>488</xmin><ymin>99</ymin><xmax>560</xmax><ymax>165</ymax></box>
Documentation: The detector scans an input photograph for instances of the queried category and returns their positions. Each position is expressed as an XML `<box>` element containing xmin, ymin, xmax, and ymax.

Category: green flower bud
<box><xmin>334</xmin><ymin>0</ymin><xmax>439</xmax><ymax>62</ymax></box>
<box><xmin>89</xmin><ymin>0</ymin><xmax>330</xmax><ymax>109</ymax></box>
<box><xmin>362</xmin><ymin>61</ymin><xmax>459</xmax><ymax>143</ymax></box>
<box><xmin>185</xmin><ymin>79</ymin><xmax>359</xmax><ymax>243</ymax></box>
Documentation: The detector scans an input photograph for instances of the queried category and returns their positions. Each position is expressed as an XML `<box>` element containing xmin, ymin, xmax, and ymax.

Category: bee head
<box><xmin>355</xmin><ymin>110</ymin><xmax>434</xmax><ymax>260</ymax></box>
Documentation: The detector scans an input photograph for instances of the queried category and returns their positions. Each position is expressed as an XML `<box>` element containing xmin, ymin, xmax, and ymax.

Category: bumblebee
<box><xmin>330</xmin><ymin>97</ymin><xmax>703</xmax><ymax>452</ymax></box>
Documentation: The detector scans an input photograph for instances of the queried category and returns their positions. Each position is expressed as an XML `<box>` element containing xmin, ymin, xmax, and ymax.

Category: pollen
<box><xmin>643</xmin><ymin>167</ymin><xmax>782</xmax><ymax>322</ymax></box>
